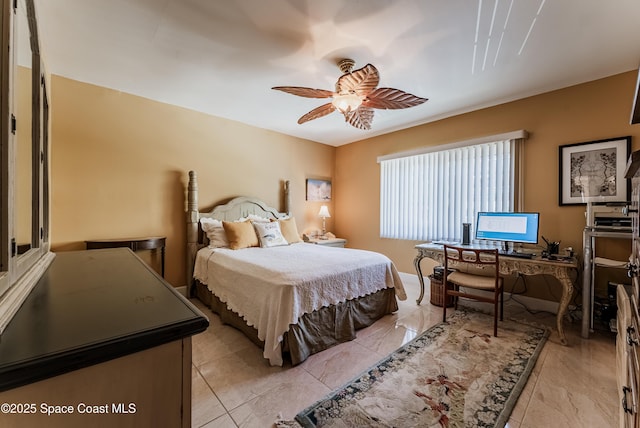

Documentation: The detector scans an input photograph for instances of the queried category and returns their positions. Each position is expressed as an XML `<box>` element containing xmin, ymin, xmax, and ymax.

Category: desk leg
<box><xmin>414</xmin><ymin>254</ymin><xmax>426</xmax><ymax>305</ymax></box>
<box><xmin>555</xmin><ymin>268</ymin><xmax>574</xmax><ymax>346</ymax></box>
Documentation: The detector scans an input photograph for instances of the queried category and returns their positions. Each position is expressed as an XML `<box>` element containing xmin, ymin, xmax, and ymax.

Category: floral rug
<box><xmin>277</xmin><ymin>309</ymin><xmax>548</xmax><ymax>428</ymax></box>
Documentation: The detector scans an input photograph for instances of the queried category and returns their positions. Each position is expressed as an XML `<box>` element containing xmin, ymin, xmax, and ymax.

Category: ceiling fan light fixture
<box><xmin>331</xmin><ymin>92</ymin><xmax>362</xmax><ymax>113</ymax></box>
<box><xmin>273</xmin><ymin>60</ymin><xmax>428</xmax><ymax>130</ymax></box>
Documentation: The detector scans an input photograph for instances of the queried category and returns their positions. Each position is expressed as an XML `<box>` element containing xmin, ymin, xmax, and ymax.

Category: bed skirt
<box><xmin>195</xmin><ymin>281</ymin><xmax>398</xmax><ymax>365</ymax></box>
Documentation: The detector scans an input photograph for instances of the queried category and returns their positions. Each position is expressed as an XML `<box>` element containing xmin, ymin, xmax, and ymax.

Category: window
<box><xmin>379</xmin><ymin>131</ymin><xmax>527</xmax><ymax>241</ymax></box>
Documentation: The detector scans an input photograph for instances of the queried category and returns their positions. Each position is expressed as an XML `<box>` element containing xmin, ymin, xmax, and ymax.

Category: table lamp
<box><xmin>318</xmin><ymin>205</ymin><xmax>331</xmax><ymax>239</ymax></box>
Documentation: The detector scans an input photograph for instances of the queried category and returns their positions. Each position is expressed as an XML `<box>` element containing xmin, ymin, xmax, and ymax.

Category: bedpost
<box><xmin>284</xmin><ymin>180</ymin><xmax>290</xmax><ymax>215</ymax></box>
<box><xmin>187</xmin><ymin>171</ymin><xmax>199</xmax><ymax>294</ymax></box>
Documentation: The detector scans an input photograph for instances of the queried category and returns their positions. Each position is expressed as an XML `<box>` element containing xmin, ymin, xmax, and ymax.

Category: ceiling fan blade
<box><xmin>298</xmin><ymin>103</ymin><xmax>337</xmax><ymax>124</ymax></box>
<box><xmin>336</xmin><ymin>63</ymin><xmax>379</xmax><ymax>97</ymax></box>
<box><xmin>272</xmin><ymin>86</ymin><xmax>334</xmax><ymax>98</ymax></box>
<box><xmin>344</xmin><ymin>106</ymin><xmax>375</xmax><ymax>130</ymax></box>
<box><xmin>364</xmin><ymin>87</ymin><xmax>428</xmax><ymax>109</ymax></box>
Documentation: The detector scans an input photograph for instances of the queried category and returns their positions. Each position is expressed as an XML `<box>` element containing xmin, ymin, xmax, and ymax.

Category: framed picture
<box><xmin>306</xmin><ymin>179</ymin><xmax>331</xmax><ymax>201</ymax></box>
<box><xmin>559</xmin><ymin>136</ymin><xmax>631</xmax><ymax>205</ymax></box>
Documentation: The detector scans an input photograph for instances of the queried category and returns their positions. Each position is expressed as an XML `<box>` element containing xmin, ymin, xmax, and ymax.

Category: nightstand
<box><xmin>306</xmin><ymin>237</ymin><xmax>347</xmax><ymax>248</ymax></box>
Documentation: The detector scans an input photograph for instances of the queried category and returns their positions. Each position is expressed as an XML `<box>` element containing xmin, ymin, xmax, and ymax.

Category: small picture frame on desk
<box><xmin>559</xmin><ymin>136</ymin><xmax>631</xmax><ymax>205</ymax></box>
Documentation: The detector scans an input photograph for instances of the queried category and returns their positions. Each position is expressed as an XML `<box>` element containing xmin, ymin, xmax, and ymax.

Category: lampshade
<box><xmin>318</xmin><ymin>205</ymin><xmax>331</xmax><ymax>218</ymax></box>
<box><xmin>331</xmin><ymin>93</ymin><xmax>362</xmax><ymax>113</ymax></box>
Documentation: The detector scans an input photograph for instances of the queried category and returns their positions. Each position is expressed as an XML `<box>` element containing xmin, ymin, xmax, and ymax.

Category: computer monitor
<box><xmin>475</xmin><ymin>212</ymin><xmax>540</xmax><ymax>246</ymax></box>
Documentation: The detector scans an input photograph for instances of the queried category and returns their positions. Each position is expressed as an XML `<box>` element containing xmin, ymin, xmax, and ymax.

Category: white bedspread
<box><xmin>194</xmin><ymin>243</ymin><xmax>406</xmax><ymax>365</ymax></box>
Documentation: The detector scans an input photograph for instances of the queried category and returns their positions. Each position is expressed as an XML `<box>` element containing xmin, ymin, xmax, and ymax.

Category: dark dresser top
<box><xmin>0</xmin><ymin>248</ymin><xmax>209</xmax><ymax>392</ymax></box>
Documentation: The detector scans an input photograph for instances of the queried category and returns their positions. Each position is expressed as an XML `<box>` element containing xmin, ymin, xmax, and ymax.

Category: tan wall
<box><xmin>335</xmin><ymin>71</ymin><xmax>640</xmax><ymax>299</ymax></box>
<box><xmin>50</xmin><ymin>76</ymin><xmax>335</xmax><ymax>287</ymax></box>
<box><xmin>50</xmin><ymin>71</ymin><xmax>640</xmax><ymax>299</ymax></box>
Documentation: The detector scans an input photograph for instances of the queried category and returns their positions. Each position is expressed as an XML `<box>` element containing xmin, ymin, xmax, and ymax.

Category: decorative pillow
<box><xmin>278</xmin><ymin>217</ymin><xmax>302</xmax><ymax>244</ymax></box>
<box><xmin>223</xmin><ymin>220</ymin><xmax>259</xmax><ymax>250</ymax></box>
<box><xmin>200</xmin><ymin>217</ymin><xmax>229</xmax><ymax>248</ymax></box>
<box><xmin>253</xmin><ymin>221</ymin><xmax>289</xmax><ymax>248</ymax></box>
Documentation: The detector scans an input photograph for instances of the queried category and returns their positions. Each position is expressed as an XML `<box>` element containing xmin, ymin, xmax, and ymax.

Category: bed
<box><xmin>186</xmin><ymin>171</ymin><xmax>406</xmax><ymax>366</ymax></box>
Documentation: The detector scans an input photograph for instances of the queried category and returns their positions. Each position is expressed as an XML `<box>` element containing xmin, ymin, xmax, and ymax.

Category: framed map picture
<box><xmin>559</xmin><ymin>136</ymin><xmax>631</xmax><ymax>205</ymax></box>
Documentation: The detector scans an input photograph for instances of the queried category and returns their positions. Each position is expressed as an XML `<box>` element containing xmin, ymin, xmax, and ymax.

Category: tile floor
<box><xmin>190</xmin><ymin>273</ymin><xmax>618</xmax><ymax>428</ymax></box>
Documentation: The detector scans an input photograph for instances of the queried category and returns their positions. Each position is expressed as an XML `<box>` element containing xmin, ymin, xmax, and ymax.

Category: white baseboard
<box><xmin>175</xmin><ymin>286</ymin><xmax>188</xmax><ymax>297</ymax></box>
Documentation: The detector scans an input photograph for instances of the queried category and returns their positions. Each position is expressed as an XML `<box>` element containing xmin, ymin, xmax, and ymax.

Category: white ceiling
<box><xmin>34</xmin><ymin>0</ymin><xmax>640</xmax><ymax>146</ymax></box>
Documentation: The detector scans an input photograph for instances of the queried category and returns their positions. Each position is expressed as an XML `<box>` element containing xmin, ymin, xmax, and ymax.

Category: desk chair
<box><xmin>443</xmin><ymin>245</ymin><xmax>504</xmax><ymax>336</ymax></box>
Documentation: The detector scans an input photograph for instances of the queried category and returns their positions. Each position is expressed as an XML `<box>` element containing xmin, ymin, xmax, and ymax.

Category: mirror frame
<box><xmin>0</xmin><ymin>0</ymin><xmax>53</xmax><ymax>334</ymax></box>
<box><xmin>632</xmin><ymin>68</ymin><xmax>640</xmax><ymax>124</ymax></box>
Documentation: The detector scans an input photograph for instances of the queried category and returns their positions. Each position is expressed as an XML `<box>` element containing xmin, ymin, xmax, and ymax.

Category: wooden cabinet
<box><xmin>617</xmin><ymin>284</ymin><xmax>638</xmax><ymax>428</ymax></box>
<box><xmin>0</xmin><ymin>339</ymin><xmax>191</xmax><ymax>428</ymax></box>
<box><xmin>619</xmin><ymin>149</ymin><xmax>640</xmax><ymax>427</ymax></box>
<box><xmin>0</xmin><ymin>249</ymin><xmax>208</xmax><ymax>427</ymax></box>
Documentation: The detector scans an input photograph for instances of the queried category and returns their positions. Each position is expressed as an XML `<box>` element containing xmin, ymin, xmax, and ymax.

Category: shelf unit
<box><xmin>582</xmin><ymin>227</ymin><xmax>631</xmax><ymax>338</ymax></box>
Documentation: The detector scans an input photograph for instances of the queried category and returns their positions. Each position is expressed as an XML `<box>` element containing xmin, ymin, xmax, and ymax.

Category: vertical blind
<box><xmin>380</xmin><ymin>138</ymin><xmax>521</xmax><ymax>241</ymax></box>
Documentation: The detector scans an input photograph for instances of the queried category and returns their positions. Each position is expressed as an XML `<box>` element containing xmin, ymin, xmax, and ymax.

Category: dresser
<box><xmin>0</xmin><ymin>249</ymin><xmax>208</xmax><ymax>427</ymax></box>
<box><xmin>619</xmin><ymin>149</ymin><xmax>640</xmax><ymax>427</ymax></box>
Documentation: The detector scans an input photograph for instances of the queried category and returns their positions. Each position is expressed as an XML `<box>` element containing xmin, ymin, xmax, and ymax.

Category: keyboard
<box><xmin>499</xmin><ymin>251</ymin><xmax>534</xmax><ymax>259</ymax></box>
<box><xmin>432</xmin><ymin>241</ymin><xmax>460</xmax><ymax>246</ymax></box>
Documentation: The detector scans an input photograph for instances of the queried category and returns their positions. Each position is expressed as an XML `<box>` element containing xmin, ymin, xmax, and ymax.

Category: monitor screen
<box><xmin>475</xmin><ymin>212</ymin><xmax>539</xmax><ymax>244</ymax></box>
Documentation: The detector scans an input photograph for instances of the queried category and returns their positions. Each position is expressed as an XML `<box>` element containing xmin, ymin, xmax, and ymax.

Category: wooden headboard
<box><xmin>185</xmin><ymin>170</ymin><xmax>290</xmax><ymax>285</ymax></box>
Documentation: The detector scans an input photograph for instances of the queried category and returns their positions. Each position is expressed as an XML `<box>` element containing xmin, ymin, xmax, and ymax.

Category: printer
<box><xmin>585</xmin><ymin>202</ymin><xmax>632</xmax><ymax>230</ymax></box>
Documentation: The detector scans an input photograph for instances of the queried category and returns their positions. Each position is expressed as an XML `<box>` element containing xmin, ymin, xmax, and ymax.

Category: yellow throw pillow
<box><xmin>223</xmin><ymin>220</ymin><xmax>259</xmax><ymax>250</ymax></box>
<box><xmin>278</xmin><ymin>217</ymin><xmax>302</xmax><ymax>244</ymax></box>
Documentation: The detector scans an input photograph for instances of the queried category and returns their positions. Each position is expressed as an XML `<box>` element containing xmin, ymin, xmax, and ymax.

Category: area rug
<box><xmin>277</xmin><ymin>309</ymin><xmax>548</xmax><ymax>428</ymax></box>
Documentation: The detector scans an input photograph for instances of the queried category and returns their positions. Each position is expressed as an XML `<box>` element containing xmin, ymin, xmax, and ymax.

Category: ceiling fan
<box><xmin>272</xmin><ymin>59</ymin><xmax>428</xmax><ymax>130</ymax></box>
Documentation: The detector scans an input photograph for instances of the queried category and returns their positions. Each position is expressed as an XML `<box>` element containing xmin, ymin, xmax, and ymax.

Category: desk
<box><xmin>86</xmin><ymin>236</ymin><xmax>166</xmax><ymax>277</ymax></box>
<box><xmin>414</xmin><ymin>243</ymin><xmax>578</xmax><ymax>345</ymax></box>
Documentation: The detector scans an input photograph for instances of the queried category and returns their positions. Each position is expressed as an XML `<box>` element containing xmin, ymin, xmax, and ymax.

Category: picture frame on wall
<box><xmin>306</xmin><ymin>179</ymin><xmax>332</xmax><ymax>201</ymax></box>
<box><xmin>559</xmin><ymin>136</ymin><xmax>631</xmax><ymax>205</ymax></box>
